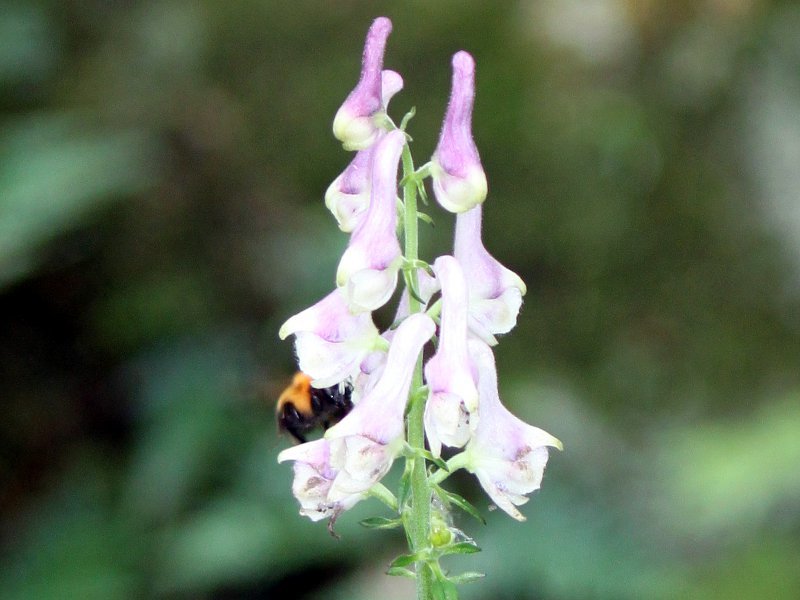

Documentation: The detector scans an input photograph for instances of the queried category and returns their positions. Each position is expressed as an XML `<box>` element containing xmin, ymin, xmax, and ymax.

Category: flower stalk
<box><xmin>401</xmin><ymin>141</ymin><xmax>436</xmax><ymax>599</ymax></box>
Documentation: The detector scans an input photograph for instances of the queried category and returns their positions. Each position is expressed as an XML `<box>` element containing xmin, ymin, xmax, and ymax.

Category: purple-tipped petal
<box><xmin>431</xmin><ymin>51</ymin><xmax>487</xmax><ymax>212</ymax></box>
<box><xmin>333</xmin><ymin>17</ymin><xmax>394</xmax><ymax>150</ymax></box>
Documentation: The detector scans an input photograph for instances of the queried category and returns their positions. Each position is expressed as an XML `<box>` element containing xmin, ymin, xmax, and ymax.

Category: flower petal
<box><xmin>279</xmin><ymin>288</ymin><xmax>381</xmax><ymax>387</ymax></box>
<box><xmin>454</xmin><ymin>205</ymin><xmax>527</xmax><ymax>345</ymax></box>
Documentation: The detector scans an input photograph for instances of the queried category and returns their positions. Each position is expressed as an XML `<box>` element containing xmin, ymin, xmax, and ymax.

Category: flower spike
<box><xmin>336</xmin><ymin>129</ymin><xmax>406</xmax><ymax>313</ymax></box>
<box><xmin>463</xmin><ymin>340</ymin><xmax>562</xmax><ymax>521</ymax></box>
<box><xmin>430</xmin><ymin>51</ymin><xmax>488</xmax><ymax>213</ymax></box>
<box><xmin>279</xmin><ymin>288</ymin><xmax>382</xmax><ymax>388</ymax></box>
<box><xmin>333</xmin><ymin>17</ymin><xmax>393</xmax><ymax>151</ymax></box>
<box><xmin>424</xmin><ymin>256</ymin><xmax>479</xmax><ymax>457</ymax></box>
<box><xmin>455</xmin><ymin>205</ymin><xmax>527</xmax><ymax>345</ymax></box>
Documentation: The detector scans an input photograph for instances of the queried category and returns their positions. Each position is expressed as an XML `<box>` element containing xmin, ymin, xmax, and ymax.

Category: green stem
<box><xmin>402</xmin><ymin>142</ymin><xmax>434</xmax><ymax>600</ymax></box>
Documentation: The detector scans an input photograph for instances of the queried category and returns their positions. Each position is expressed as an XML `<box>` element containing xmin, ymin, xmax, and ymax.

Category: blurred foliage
<box><xmin>2</xmin><ymin>1</ymin><xmax>800</xmax><ymax>598</ymax></box>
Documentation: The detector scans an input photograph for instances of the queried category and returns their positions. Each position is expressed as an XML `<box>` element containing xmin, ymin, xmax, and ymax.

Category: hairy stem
<box><xmin>402</xmin><ymin>142</ymin><xmax>433</xmax><ymax>599</ymax></box>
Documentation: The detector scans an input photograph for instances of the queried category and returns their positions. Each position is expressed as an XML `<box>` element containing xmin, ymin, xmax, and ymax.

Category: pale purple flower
<box><xmin>279</xmin><ymin>288</ymin><xmax>382</xmax><ymax>387</ymax></box>
<box><xmin>454</xmin><ymin>204</ymin><xmax>527</xmax><ymax>345</ymax></box>
<box><xmin>424</xmin><ymin>256</ymin><xmax>479</xmax><ymax>457</ymax></box>
<box><xmin>333</xmin><ymin>17</ymin><xmax>393</xmax><ymax>151</ymax></box>
<box><xmin>324</xmin><ymin>313</ymin><xmax>435</xmax><ymax>500</ymax></box>
<box><xmin>277</xmin><ymin>439</ymin><xmax>363</xmax><ymax>522</ymax></box>
<box><xmin>336</xmin><ymin>129</ymin><xmax>405</xmax><ymax>313</ymax></box>
<box><xmin>326</xmin><ymin>70</ymin><xmax>404</xmax><ymax>232</ymax></box>
<box><xmin>278</xmin><ymin>439</ymin><xmax>366</xmax><ymax>521</ymax></box>
<box><xmin>463</xmin><ymin>340</ymin><xmax>562</xmax><ymax>521</ymax></box>
<box><xmin>430</xmin><ymin>51</ymin><xmax>488</xmax><ymax>213</ymax></box>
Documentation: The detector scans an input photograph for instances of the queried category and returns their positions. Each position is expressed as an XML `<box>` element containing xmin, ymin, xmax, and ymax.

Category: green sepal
<box><xmin>359</xmin><ymin>517</ymin><xmax>402</xmax><ymax>530</ymax></box>
<box><xmin>435</xmin><ymin>487</ymin><xmax>486</xmax><ymax>524</ymax></box>
<box><xmin>447</xmin><ymin>571</ymin><xmax>485</xmax><ymax>585</ymax></box>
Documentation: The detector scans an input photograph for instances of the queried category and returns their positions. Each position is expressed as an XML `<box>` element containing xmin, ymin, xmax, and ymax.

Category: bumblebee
<box><xmin>276</xmin><ymin>372</ymin><xmax>354</xmax><ymax>443</ymax></box>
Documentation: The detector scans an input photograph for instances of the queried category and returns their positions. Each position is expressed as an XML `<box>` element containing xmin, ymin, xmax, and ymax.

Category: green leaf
<box><xmin>400</xmin><ymin>106</ymin><xmax>416</xmax><ymax>130</ymax></box>
<box><xmin>432</xmin><ymin>576</ymin><xmax>460</xmax><ymax>600</ymax></box>
<box><xmin>359</xmin><ymin>517</ymin><xmax>402</xmax><ymax>530</ymax></box>
<box><xmin>388</xmin><ymin>552</ymin><xmax>420</xmax><ymax>569</ymax></box>
<box><xmin>418</xmin><ymin>449</ymin><xmax>449</xmax><ymax>472</ymax></box>
<box><xmin>417</xmin><ymin>211</ymin><xmax>435</xmax><ymax>226</ymax></box>
<box><xmin>397</xmin><ymin>464</ymin><xmax>412</xmax><ymax>509</ymax></box>
<box><xmin>436</xmin><ymin>488</ymin><xmax>486</xmax><ymax>524</ymax></box>
<box><xmin>417</xmin><ymin>182</ymin><xmax>429</xmax><ymax>205</ymax></box>
<box><xmin>386</xmin><ymin>566</ymin><xmax>416</xmax><ymax>579</ymax></box>
<box><xmin>444</xmin><ymin>541</ymin><xmax>481</xmax><ymax>555</ymax></box>
<box><xmin>448</xmin><ymin>571</ymin><xmax>485</xmax><ymax>585</ymax></box>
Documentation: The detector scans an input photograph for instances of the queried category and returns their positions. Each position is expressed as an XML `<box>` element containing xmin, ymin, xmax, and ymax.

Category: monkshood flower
<box><xmin>325</xmin><ymin>70</ymin><xmax>404</xmax><ymax>232</ymax></box>
<box><xmin>277</xmin><ymin>439</ymin><xmax>361</xmax><ymax>522</ymax></box>
<box><xmin>462</xmin><ymin>339</ymin><xmax>562</xmax><ymax>521</ymax></box>
<box><xmin>454</xmin><ymin>204</ymin><xmax>527</xmax><ymax>345</ymax></box>
<box><xmin>324</xmin><ymin>313</ymin><xmax>435</xmax><ymax>501</ymax></box>
<box><xmin>430</xmin><ymin>51</ymin><xmax>488</xmax><ymax>213</ymax></box>
<box><xmin>279</xmin><ymin>288</ymin><xmax>382</xmax><ymax>388</ymax></box>
<box><xmin>333</xmin><ymin>17</ymin><xmax>393</xmax><ymax>151</ymax></box>
<box><xmin>424</xmin><ymin>256</ymin><xmax>479</xmax><ymax>457</ymax></box>
<box><xmin>336</xmin><ymin>129</ymin><xmax>405</xmax><ymax>313</ymax></box>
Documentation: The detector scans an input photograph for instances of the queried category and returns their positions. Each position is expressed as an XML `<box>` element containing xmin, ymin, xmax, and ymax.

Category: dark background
<box><xmin>2</xmin><ymin>1</ymin><xmax>800</xmax><ymax>598</ymax></box>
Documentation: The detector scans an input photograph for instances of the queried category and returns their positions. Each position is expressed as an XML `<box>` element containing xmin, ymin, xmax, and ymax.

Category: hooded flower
<box><xmin>454</xmin><ymin>204</ymin><xmax>527</xmax><ymax>345</ymax></box>
<box><xmin>430</xmin><ymin>51</ymin><xmax>488</xmax><ymax>213</ymax></box>
<box><xmin>336</xmin><ymin>129</ymin><xmax>405</xmax><ymax>313</ymax></box>
<box><xmin>324</xmin><ymin>313</ymin><xmax>435</xmax><ymax>500</ymax></box>
<box><xmin>462</xmin><ymin>340</ymin><xmax>562</xmax><ymax>521</ymax></box>
<box><xmin>326</xmin><ymin>70</ymin><xmax>404</xmax><ymax>232</ymax></box>
<box><xmin>277</xmin><ymin>439</ymin><xmax>364</xmax><ymax>522</ymax></box>
<box><xmin>424</xmin><ymin>256</ymin><xmax>479</xmax><ymax>457</ymax></box>
<box><xmin>279</xmin><ymin>288</ymin><xmax>382</xmax><ymax>388</ymax></box>
<box><xmin>333</xmin><ymin>17</ymin><xmax>393</xmax><ymax>151</ymax></box>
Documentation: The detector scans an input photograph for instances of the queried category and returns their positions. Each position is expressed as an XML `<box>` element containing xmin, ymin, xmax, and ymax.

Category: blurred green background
<box><xmin>2</xmin><ymin>1</ymin><xmax>800</xmax><ymax>598</ymax></box>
